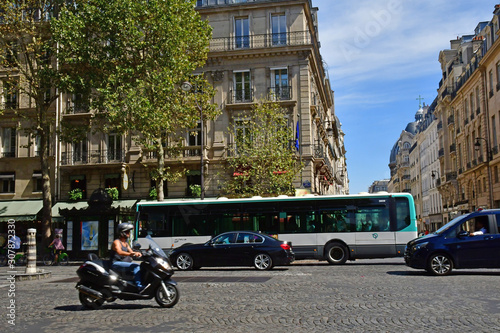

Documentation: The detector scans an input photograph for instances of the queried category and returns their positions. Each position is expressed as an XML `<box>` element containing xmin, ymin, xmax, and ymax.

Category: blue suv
<box><xmin>405</xmin><ymin>209</ymin><xmax>500</xmax><ymax>275</ymax></box>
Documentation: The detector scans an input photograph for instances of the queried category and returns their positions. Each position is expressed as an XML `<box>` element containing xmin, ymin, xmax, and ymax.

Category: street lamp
<box><xmin>181</xmin><ymin>81</ymin><xmax>204</xmax><ymax>200</ymax></box>
<box><xmin>474</xmin><ymin>137</ymin><xmax>493</xmax><ymax>161</ymax></box>
<box><xmin>325</xmin><ymin>120</ymin><xmax>333</xmax><ymax>137</ymax></box>
<box><xmin>474</xmin><ymin>137</ymin><xmax>493</xmax><ymax>208</ymax></box>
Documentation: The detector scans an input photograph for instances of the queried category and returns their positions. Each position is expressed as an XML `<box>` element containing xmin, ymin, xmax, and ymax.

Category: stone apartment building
<box><xmin>435</xmin><ymin>6</ymin><xmax>500</xmax><ymax>223</ymax></box>
<box><xmin>389</xmin><ymin>102</ymin><xmax>443</xmax><ymax>233</ymax></box>
<box><xmin>0</xmin><ymin>0</ymin><xmax>347</xmax><ymax>246</ymax></box>
<box><xmin>389</xmin><ymin>4</ymin><xmax>500</xmax><ymax>229</ymax></box>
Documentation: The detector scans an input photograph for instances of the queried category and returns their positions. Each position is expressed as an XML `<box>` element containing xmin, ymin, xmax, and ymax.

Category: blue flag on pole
<box><xmin>295</xmin><ymin>121</ymin><xmax>299</xmax><ymax>151</ymax></box>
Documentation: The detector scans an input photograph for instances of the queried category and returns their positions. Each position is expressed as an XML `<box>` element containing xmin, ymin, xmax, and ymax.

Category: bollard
<box><xmin>25</xmin><ymin>228</ymin><xmax>37</xmax><ymax>274</ymax></box>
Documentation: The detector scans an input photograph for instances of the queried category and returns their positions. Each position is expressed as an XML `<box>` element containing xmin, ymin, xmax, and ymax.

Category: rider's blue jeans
<box><xmin>111</xmin><ymin>261</ymin><xmax>143</xmax><ymax>288</ymax></box>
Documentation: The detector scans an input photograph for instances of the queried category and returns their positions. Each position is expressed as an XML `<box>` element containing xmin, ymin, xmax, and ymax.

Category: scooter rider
<box><xmin>110</xmin><ymin>223</ymin><xmax>143</xmax><ymax>290</ymax></box>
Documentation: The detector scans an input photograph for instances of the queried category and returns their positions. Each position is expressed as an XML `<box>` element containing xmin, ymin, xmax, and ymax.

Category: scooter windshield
<box><xmin>143</xmin><ymin>235</ymin><xmax>168</xmax><ymax>259</ymax></box>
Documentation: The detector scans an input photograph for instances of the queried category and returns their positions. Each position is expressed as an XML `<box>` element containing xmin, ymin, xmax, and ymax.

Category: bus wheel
<box><xmin>325</xmin><ymin>243</ymin><xmax>348</xmax><ymax>265</ymax></box>
<box><xmin>175</xmin><ymin>253</ymin><xmax>194</xmax><ymax>271</ymax></box>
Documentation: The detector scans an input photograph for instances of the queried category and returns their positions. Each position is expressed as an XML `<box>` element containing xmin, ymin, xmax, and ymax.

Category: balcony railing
<box><xmin>228</xmin><ymin>89</ymin><xmax>254</xmax><ymax>104</ymax></box>
<box><xmin>144</xmin><ymin>147</ymin><xmax>202</xmax><ymax>160</ymax></box>
<box><xmin>209</xmin><ymin>30</ymin><xmax>312</xmax><ymax>52</ymax></box>
<box><xmin>197</xmin><ymin>0</ymin><xmax>314</xmax><ymax>8</ymax></box>
<box><xmin>66</xmin><ymin>101</ymin><xmax>90</xmax><ymax>114</ymax></box>
<box><xmin>61</xmin><ymin>149</ymin><xmax>125</xmax><ymax>165</ymax></box>
<box><xmin>1</xmin><ymin>152</ymin><xmax>15</xmax><ymax>158</ymax></box>
<box><xmin>447</xmin><ymin>115</ymin><xmax>454</xmax><ymax>125</ymax></box>
<box><xmin>313</xmin><ymin>144</ymin><xmax>324</xmax><ymax>159</ymax></box>
<box><xmin>4</xmin><ymin>100</ymin><xmax>18</xmax><ymax>109</ymax></box>
<box><xmin>268</xmin><ymin>86</ymin><xmax>292</xmax><ymax>101</ymax></box>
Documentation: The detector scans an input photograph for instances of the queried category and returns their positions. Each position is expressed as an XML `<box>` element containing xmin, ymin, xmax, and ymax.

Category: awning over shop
<box><xmin>52</xmin><ymin>199</ymin><xmax>139</xmax><ymax>222</ymax></box>
<box><xmin>52</xmin><ymin>201</ymin><xmax>89</xmax><ymax>222</ymax></box>
<box><xmin>0</xmin><ymin>200</ymin><xmax>43</xmax><ymax>222</ymax></box>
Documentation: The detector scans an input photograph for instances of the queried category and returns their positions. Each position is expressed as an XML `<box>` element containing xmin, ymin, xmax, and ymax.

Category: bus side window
<box><xmin>322</xmin><ymin>213</ymin><xmax>336</xmax><ymax>232</ymax></box>
<box><xmin>395</xmin><ymin>198</ymin><xmax>411</xmax><ymax>231</ymax></box>
<box><xmin>496</xmin><ymin>214</ymin><xmax>500</xmax><ymax>233</ymax></box>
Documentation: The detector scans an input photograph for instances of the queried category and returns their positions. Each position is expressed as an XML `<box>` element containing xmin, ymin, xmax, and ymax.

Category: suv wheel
<box><xmin>427</xmin><ymin>253</ymin><xmax>453</xmax><ymax>276</ymax></box>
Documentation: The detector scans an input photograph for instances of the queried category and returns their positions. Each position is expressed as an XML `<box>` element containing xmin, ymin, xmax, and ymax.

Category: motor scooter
<box><xmin>76</xmin><ymin>236</ymin><xmax>179</xmax><ymax>309</ymax></box>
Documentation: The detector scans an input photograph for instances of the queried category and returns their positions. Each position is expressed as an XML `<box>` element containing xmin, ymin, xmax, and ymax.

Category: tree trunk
<box><xmin>156</xmin><ymin>140</ymin><xmax>165</xmax><ymax>201</ymax></box>
<box><xmin>40</xmin><ymin>122</ymin><xmax>52</xmax><ymax>247</ymax></box>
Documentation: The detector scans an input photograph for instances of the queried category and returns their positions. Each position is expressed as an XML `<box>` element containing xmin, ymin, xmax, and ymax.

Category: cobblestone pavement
<box><xmin>1</xmin><ymin>259</ymin><xmax>500</xmax><ymax>333</ymax></box>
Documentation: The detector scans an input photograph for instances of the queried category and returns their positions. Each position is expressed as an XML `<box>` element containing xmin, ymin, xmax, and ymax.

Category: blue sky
<box><xmin>314</xmin><ymin>0</ymin><xmax>497</xmax><ymax>193</ymax></box>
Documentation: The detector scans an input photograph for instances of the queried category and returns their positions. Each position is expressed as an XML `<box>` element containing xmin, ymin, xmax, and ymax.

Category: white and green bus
<box><xmin>135</xmin><ymin>193</ymin><xmax>417</xmax><ymax>264</ymax></box>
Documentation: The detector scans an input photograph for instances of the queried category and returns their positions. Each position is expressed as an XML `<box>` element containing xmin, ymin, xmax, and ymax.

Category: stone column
<box><xmin>25</xmin><ymin>228</ymin><xmax>37</xmax><ymax>274</ymax></box>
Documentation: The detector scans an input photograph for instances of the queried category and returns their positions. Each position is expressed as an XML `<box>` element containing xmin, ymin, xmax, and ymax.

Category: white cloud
<box><xmin>316</xmin><ymin>0</ymin><xmax>495</xmax><ymax>85</ymax></box>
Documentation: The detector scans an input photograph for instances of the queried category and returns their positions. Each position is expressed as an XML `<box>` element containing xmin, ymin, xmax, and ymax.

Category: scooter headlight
<box><xmin>157</xmin><ymin>258</ymin><xmax>172</xmax><ymax>271</ymax></box>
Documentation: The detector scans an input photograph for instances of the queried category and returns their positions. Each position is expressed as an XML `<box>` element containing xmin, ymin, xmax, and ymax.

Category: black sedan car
<box><xmin>169</xmin><ymin>231</ymin><xmax>294</xmax><ymax>271</ymax></box>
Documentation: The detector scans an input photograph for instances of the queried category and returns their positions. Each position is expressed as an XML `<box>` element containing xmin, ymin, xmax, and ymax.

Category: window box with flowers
<box><xmin>68</xmin><ymin>188</ymin><xmax>83</xmax><ymax>201</ymax></box>
<box><xmin>105</xmin><ymin>187</ymin><xmax>119</xmax><ymax>200</ymax></box>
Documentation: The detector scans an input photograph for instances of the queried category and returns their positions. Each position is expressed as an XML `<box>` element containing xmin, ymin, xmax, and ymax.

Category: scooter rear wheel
<box><xmin>155</xmin><ymin>283</ymin><xmax>179</xmax><ymax>308</ymax></box>
<box><xmin>79</xmin><ymin>291</ymin><xmax>104</xmax><ymax>310</ymax></box>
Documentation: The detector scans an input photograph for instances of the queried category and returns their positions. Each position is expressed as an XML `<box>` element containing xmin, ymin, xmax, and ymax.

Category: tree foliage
<box><xmin>221</xmin><ymin>100</ymin><xmax>302</xmax><ymax>198</ymax></box>
<box><xmin>0</xmin><ymin>0</ymin><xmax>67</xmax><ymax>244</ymax></box>
<box><xmin>52</xmin><ymin>0</ymin><xmax>219</xmax><ymax>200</ymax></box>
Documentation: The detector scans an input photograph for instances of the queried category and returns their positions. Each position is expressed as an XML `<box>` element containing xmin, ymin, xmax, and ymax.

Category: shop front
<box><xmin>52</xmin><ymin>189</ymin><xmax>138</xmax><ymax>259</ymax></box>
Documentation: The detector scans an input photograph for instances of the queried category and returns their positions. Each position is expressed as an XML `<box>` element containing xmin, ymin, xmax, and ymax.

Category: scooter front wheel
<box><xmin>79</xmin><ymin>291</ymin><xmax>104</xmax><ymax>310</ymax></box>
<box><xmin>155</xmin><ymin>282</ymin><xmax>179</xmax><ymax>308</ymax></box>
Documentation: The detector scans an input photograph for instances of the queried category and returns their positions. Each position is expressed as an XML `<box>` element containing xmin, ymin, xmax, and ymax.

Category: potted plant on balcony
<box><xmin>189</xmin><ymin>184</ymin><xmax>201</xmax><ymax>198</ymax></box>
<box><xmin>68</xmin><ymin>188</ymin><xmax>83</xmax><ymax>201</ymax></box>
<box><xmin>149</xmin><ymin>187</ymin><xmax>157</xmax><ymax>200</ymax></box>
<box><xmin>105</xmin><ymin>187</ymin><xmax>119</xmax><ymax>200</ymax></box>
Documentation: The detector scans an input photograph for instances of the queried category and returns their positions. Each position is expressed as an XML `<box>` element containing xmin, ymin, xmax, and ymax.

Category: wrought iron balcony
<box><xmin>228</xmin><ymin>89</ymin><xmax>254</xmax><ymax>104</ymax></box>
<box><xmin>1</xmin><ymin>152</ymin><xmax>15</xmax><ymax>158</ymax></box>
<box><xmin>447</xmin><ymin>115</ymin><xmax>454</xmax><ymax>125</ymax></box>
<box><xmin>209</xmin><ymin>31</ymin><xmax>312</xmax><ymax>52</ymax></box>
<box><xmin>66</xmin><ymin>101</ymin><xmax>90</xmax><ymax>114</ymax></box>
<box><xmin>4</xmin><ymin>100</ymin><xmax>18</xmax><ymax>109</ymax></box>
<box><xmin>268</xmin><ymin>86</ymin><xmax>292</xmax><ymax>101</ymax></box>
<box><xmin>61</xmin><ymin>149</ymin><xmax>125</xmax><ymax>165</ymax></box>
<box><xmin>197</xmin><ymin>0</ymin><xmax>314</xmax><ymax>9</ymax></box>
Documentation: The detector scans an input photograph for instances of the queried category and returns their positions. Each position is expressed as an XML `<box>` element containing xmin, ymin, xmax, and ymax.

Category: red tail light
<box><xmin>280</xmin><ymin>243</ymin><xmax>291</xmax><ymax>251</ymax></box>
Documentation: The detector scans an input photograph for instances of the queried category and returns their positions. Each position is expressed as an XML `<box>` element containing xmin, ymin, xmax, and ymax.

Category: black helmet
<box><xmin>117</xmin><ymin>223</ymin><xmax>134</xmax><ymax>238</ymax></box>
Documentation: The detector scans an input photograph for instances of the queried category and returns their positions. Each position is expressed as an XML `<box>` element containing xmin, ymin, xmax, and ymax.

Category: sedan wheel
<box><xmin>427</xmin><ymin>253</ymin><xmax>453</xmax><ymax>276</ymax></box>
<box><xmin>175</xmin><ymin>253</ymin><xmax>194</xmax><ymax>271</ymax></box>
<box><xmin>254</xmin><ymin>253</ymin><xmax>272</xmax><ymax>270</ymax></box>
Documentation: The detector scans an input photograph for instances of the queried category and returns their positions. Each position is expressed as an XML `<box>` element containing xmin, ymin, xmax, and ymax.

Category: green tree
<box><xmin>222</xmin><ymin>100</ymin><xmax>302</xmax><ymax>198</ymax></box>
<box><xmin>52</xmin><ymin>0</ymin><xmax>219</xmax><ymax>201</ymax></box>
<box><xmin>0</xmin><ymin>1</ymin><xmax>66</xmax><ymax>245</ymax></box>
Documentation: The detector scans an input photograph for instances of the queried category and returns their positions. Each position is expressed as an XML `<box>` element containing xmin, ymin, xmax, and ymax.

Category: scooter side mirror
<box><xmin>132</xmin><ymin>242</ymin><xmax>141</xmax><ymax>250</ymax></box>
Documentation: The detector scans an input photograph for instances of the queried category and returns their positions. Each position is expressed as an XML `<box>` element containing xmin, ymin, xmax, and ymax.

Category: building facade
<box><xmin>389</xmin><ymin>103</ymin><xmax>443</xmax><ymax>233</ymax></box>
<box><xmin>0</xmin><ymin>1</ymin><xmax>347</xmax><ymax>252</ymax></box>
<box><xmin>368</xmin><ymin>179</ymin><xmax>389</xmax><ymax>193</ymax></box>
<box><xmin>436</xmin><ymin>7</ymin><xmax>500</xmax><ymax>222</ymax></box>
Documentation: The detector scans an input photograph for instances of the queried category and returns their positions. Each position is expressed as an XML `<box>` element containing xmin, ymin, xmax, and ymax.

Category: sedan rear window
<box><xmin>236</xmin><ymin>233</ymin><xmax>263</xmax><ymax>244</ymax></box>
